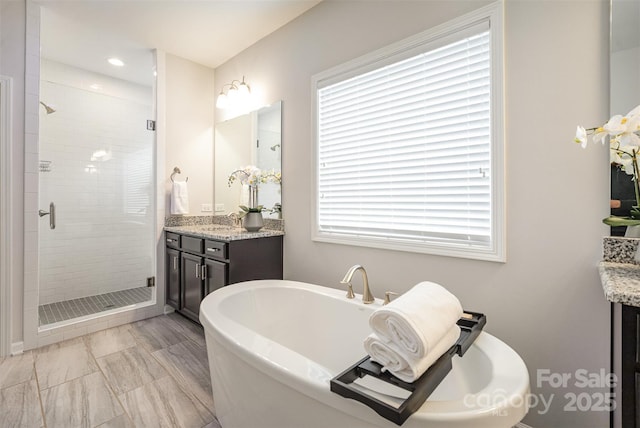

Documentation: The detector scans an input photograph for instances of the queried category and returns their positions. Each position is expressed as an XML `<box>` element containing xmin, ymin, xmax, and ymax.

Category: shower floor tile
<box><xmin>39</xmin><ymin>287</ymin><xmax>153</xmax><ymax>326</ymax></box>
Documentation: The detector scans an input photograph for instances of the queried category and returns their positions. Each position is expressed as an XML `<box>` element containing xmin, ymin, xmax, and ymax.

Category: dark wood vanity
<box><xmin>600</xmin><ymin>239</ymin><xmax>640</xmax><ymax>428</ymax></box>
<box><xmin>619</xmin><ymin>304</ymin><xmax>640</xmax><ymax>426</ymax></box>
<box><xmin>165</xmin><ymin>228</ymin><xmax>283</xmax><ymax>323</ymax></box>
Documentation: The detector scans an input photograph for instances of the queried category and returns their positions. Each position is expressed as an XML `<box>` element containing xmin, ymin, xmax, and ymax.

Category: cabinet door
<box><xmin>622</xmin><ymin>304</ymin><xmax>640</xmax><ymax>427</ymax></box>
<box><xmin>204</xmin><ymin>258</ymin><xmax>227</xmax><ymax>296</ymax></box>
<box><xmin>166</xmin><ymin>248</ymin><xmax>181</xmax><ymax>309</ymax></box>
<box><xmin>181</xmin><ymin>252</ymin><xmax>204</xmax><ymax>322</ymax></box>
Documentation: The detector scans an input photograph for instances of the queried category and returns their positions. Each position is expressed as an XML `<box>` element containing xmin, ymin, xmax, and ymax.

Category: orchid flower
<box><xmin>228</xmin><ymin>165</ymin><xmax>282</xmax><ymax>187</ymax></box>
<box><xmin>575</xmin><ymin>126</ymin><xmax>588</xmax><ymax>148</ymax></box>
<box><xmin>577</xmin><ymin>104</ymin><xmax>640</xmax><ymax>224</ymax></box>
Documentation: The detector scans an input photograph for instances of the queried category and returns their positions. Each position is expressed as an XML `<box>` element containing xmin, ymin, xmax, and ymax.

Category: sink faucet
<box><xmin>340</xmin><ymin>265</ymin><xmax>375</xmax><ymax>304</ymax></box>
<box><xmin>227</xmin><ymin>212</ymin><xmax>241</xmax><ymax>227</ymax></box>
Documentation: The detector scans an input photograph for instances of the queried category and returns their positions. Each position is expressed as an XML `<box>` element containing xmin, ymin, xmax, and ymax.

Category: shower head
<box><xmin>39</xmin><ymin>101</ymin><xmax>56</xmax><ymax>114</ymax></box>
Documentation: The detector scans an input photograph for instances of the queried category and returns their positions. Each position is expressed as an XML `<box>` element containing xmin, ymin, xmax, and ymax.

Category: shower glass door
<box><xmin>37</xmin><ymin>54</ymin><xmax>156</xmax><ymax>327</ymax></box>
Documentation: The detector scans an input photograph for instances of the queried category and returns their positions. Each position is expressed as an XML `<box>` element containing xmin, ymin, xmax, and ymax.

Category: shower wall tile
<box><xmin>24</xmin><ymin>151</ymin><xmax>39</xmax><ymax>174</ymax></box>
<box><xmin>25</xmin><ymin>72</ymin><xmax>39</xmax><ymax>99</ymax></box>
<box><xmin>24</xmin><ymin>192</ymin><xmax>38</xmax><ymax>212</ymax></box>
<box><xmin>24</xmin><ymin>290</ymin><xmax>37</xmax><ymax>312</ymax></box>
<box><xmin>39</xmin><ymin>60</ymin><xmax>155</xmax><ymax>305</ymax></box>
<box><xmin>23</xmin><ymin>211</ymin><xmax>37</xmax><ymax>233</ymax></box>
<box><xmin>24</xmin><ymin>172</ymin><xmax>37</xmax><ymax>193</ymax></box>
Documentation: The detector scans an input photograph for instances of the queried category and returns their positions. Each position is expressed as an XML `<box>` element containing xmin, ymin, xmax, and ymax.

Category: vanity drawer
<box><xmin>166</xmin><ymin>232</ymin><xmax>181</xmax><ymax>249</ymax></box>
<box><xmin>205</xmin><ymin>240</ymin><xmax>227</xmax><ymax>261</ymax></box>
<box><xmin>182</xmin><ymin>236</ymin><xmax>204</xmax><ymax>254</ymax></box>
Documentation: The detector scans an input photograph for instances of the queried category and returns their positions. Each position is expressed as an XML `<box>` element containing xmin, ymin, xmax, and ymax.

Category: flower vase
<box><xmin>626</xmin><ymin>225</ymin><xmax>640</xmax><ymax>238</ymax></box>
<box><xmin>248</xmin><ymin>185</ymin><xmax>258</xmax><ymax>209</ymax></box>
<box><xmin>243</xmin><ymin>212</ymin><xmax>264</xmax><ymax>232</ymax></box>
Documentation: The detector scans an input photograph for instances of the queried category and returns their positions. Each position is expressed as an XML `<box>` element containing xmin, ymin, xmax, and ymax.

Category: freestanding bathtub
<box><xmin>200</xmin><ymin>280</ymin><xmax>530</xmax><ymax>428</ymax></box>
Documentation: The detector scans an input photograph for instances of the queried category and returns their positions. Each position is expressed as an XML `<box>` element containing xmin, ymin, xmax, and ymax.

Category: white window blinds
<box><xmin>314</xmin><ymin>15</ymin><xmax>502</xmax><ymax>259</ymax></box>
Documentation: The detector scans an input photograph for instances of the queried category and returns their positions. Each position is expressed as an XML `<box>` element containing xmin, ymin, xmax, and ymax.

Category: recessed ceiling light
<box><xmin>107</xmin><ymin>58</ymin><xmax>124</xmax><ymax>67</ymax></box>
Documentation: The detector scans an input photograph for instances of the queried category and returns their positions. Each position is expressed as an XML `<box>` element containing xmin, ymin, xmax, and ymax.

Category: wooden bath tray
<box><xmin>330</xmin><ymin>311</ymin><xmax>486</xmax><ymax>426</ymax></box>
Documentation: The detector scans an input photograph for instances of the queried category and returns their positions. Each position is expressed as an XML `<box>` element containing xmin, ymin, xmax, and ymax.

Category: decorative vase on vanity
<box><xmin>626</xmin><ymin>225</ymin><xmax>640</xmax><ymax>238</ymax></box>
<box><xmin>242</xmin><ymin>184</ymin><xmax>264</xmax><ymax>232</ymax></box>
<box><xmin>243</xmin><ymin>211</ymin><xmax>264</xmax><ymax>232</ymax></box>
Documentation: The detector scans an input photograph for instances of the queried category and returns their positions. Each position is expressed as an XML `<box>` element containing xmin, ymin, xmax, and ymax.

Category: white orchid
<box><xmin>575</xmin><ymin>126</ymin><xmax>588</xmax><ymax>148</ymax></box>
<box><xmin>578</xmin><ymin>105</ymin><xmax>640</xmax><ymax>146</ymax></box>
<box><xmin>228</xmin><ymin>165</ymin><xmax>282</xmax><ymax>187</ymax></box>
<box><xmin>577</xmin><ymin>104</ymin><xmax>640</xmax><ymax>225</ymax></box>
<box><xmin>228</xmin><ymin>165</ymin><xmax>262</xmax><ymax>186</ymax></box>
<box><xmin>610</xmin><ymin>150</ymin><xmax>635</xmax><ymax>176</ymax></box>
<box><xmin>611</xmin><ymin>112</ymin><xmax>640</xmax><ymax>148</ymax></box>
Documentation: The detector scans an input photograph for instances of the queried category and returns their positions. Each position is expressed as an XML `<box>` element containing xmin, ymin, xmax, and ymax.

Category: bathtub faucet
<box><xmin>340</xmin><ymin>265</ymin><xmax>375</xmax><ymax>304</ymax></box>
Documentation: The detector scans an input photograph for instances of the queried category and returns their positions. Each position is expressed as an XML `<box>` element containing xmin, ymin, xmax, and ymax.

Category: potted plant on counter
<box><xmin>228</xmin><ymin>165</ymin><xmax>281</xmax><ymax>232</ymax></box>
<box><xmin>576</xmin><ymin>104</ymin><xmax>640</xmax><ymax>235</ymax></box>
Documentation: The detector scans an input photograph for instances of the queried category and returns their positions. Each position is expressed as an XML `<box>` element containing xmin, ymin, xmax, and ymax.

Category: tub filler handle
<box><xmin>383</xmin><ymin>291</ymin><xmax>400</xmax><ymax>305</ymax></box>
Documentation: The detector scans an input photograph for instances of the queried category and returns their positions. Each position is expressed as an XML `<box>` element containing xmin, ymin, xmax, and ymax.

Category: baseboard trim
<box><xmin>10</xmin><ymin>341</ymin><xmax>23</xmax><ymax>355</ymax></box>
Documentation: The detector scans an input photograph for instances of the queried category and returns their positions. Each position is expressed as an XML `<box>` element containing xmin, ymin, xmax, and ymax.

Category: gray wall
<box><xmin>214</xmin><ymin>1</ymin><xmax>610</xmax><ymax>427</ymax></box>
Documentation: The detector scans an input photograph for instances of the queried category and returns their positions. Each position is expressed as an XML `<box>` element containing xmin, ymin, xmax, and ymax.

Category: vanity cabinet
<box><xmin>165</xmin><ymin>231</ymin><xmax>283</xmax><ymax>323</ymax></box>
<box><xmin>620</xmin><ymin>304</ymin><xmax>640</xmax><ymax>427</ymax></box>
<box><xmin>166</xmin><ymin>247</ymin><xmax>181</xmax><ymax>309</ymax></box>
<box><xmin>165</xmin><ymin>233</ymin><xmax>181</xmax><ymax>310</ymax></box>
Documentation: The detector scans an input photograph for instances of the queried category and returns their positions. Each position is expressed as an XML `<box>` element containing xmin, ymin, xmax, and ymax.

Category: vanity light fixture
<box><xmin>107</xmin><ymin>57</ymin><xmax>125</xmax><ymax>67</ymax></box>
<box><xmin>216</xmin><ymin>76</ymin><xmax>251</xmax><ymax>109</ymax></box>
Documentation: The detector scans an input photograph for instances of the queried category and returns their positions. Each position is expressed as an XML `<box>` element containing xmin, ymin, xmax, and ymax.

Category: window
<box><xmin>312</xmin><ymin>3</ymin><xmax>504</xmax><ymax>262</ymax></box>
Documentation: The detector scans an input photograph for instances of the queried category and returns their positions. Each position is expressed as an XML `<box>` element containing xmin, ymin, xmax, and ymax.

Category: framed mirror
<box><xmin>610</xmin><ymin>0</ymin><xmax>640</xmax><ymax>236</ymax></box>
<box><xmin>214</xmin><ymin>101</ymin><xmax>282</xmax><ymax>218</ymax></box>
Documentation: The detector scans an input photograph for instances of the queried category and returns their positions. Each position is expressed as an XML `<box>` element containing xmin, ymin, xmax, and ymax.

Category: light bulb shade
<box><xmin>238</xmin><ymin>82</ymin><xmax>250</xmax><ymax>97</ymax></box>
<box><xmin>216</xmin><ymin>92</ymin><xmax>228</xmax><ymax>109</ymax></box>
<box><xmin>227</xmin><ymin>86</ymin><xmax>239</xmax><ymax>102</ymax></box>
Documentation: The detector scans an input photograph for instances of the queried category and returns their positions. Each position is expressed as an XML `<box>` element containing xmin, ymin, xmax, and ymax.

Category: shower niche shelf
<box><xmin>330</xmin><ymin>312</ymin><xmax>486</xmax><ymax>426</ymax></box>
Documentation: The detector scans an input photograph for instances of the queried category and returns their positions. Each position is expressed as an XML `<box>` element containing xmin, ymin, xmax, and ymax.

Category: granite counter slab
<box><xmin>164</xmin><ymin>224</ymin><xmax>284</xmax><ymax>242</ymax></box>
<box><xmin>599</xmin><ymin>261</ymin><xmax>640</xmax><ymax>307</ymax></box>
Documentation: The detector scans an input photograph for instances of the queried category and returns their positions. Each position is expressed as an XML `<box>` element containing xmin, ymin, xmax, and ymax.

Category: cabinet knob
<box><xmin>195</xmin><ymin>264</ymin><xmax>200</xmax><ymax>279</ymax></box>
<box><xmin>207</xmin><ymin>248</ymin><xmax>219</xmax><ymax>252</ymax></box>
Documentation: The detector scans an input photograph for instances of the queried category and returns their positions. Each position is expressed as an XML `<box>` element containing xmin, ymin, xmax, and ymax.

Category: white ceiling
<box><xmin>37</xmin><ymin>0</ymin><xmax>321</xmax><ymax>86</ymax></box>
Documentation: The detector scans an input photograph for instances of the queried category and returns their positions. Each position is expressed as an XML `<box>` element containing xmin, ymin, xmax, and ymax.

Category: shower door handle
<box><xmin>38</xmin><ymin>202</ymin><xmax>56</xmax><ymax>230</ymax></box>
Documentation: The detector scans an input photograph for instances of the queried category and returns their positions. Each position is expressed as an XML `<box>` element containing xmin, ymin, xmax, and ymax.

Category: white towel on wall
<box><xmin>369</xmin><ymin>281</ymin><xmax>463</xmax><ymax>359</ymax></box>
<box><xmin>171</xmin><ymin>181</ymin><xmax>189</xmax><ymax>215</ymax></box>
<box><xmin>364</xmin><ymin>325</ymin><xmax>460</xmax><ymax>383</ymax></box>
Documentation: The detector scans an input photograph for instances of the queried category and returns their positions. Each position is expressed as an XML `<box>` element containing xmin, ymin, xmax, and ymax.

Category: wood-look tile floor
<box><xmin>0</xmin><ymin>313</ymin><xmax>221</xmax><ymax>428</ymax></box>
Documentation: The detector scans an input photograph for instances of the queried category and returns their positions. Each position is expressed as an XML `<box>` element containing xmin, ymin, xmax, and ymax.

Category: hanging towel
<box><xmin>364</xmin><ymin>326</ymin><xmax>460</xmax><ymax>383</ymax></box>
<box><xmin>171</xmin><ymin>181</ymin><xmax>189</xmax><ymax>215</ymax></box>
<box><xmin>369</xmin><ymin>281</ymin><xmax>463</xmax><ymax>359</ymax></box>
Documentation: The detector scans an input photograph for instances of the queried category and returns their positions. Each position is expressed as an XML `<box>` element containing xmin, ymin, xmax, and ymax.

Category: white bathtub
<box><xmin>200</xmin><ymin>280</ymin><xmax>529</xmax><ymax>428</ymax></box>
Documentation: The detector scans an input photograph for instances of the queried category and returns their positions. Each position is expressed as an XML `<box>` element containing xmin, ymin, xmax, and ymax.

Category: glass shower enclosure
<box><xmin>37</xmin><ymin>55</ymin><xmax>156</xmax><ymax>327</ymax></box>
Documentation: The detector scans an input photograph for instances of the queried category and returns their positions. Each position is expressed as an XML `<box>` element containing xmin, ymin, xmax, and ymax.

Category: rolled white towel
<box><xmin>364</xmin><ymin>325</ymin><xmax>460</xmax><ymax>383</ymax></box>
<box><xmin>171</xmin><ymin>181</ymin><xmax>189</xmax><ymax>215</ymax></box>
<box><xmin>369</xmin><ymin>281</ymin><xmax>463</xmax><ymax>359</ymax></box>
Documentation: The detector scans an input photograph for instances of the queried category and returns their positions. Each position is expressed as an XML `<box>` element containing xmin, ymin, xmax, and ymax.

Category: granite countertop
<box><xmin>164</xmin><ymin>224</ymin><xmax>284</xmax><ymax>242</ymax></box>
<box><xmin>599</xmin><ymin>261</ymin><xmax>640</xmax><ymax>307</ymax></box>
<box><xmin>599</xmin><ymin>236</ymin><xmax>640</xmax><ymax>307</ymax></box>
